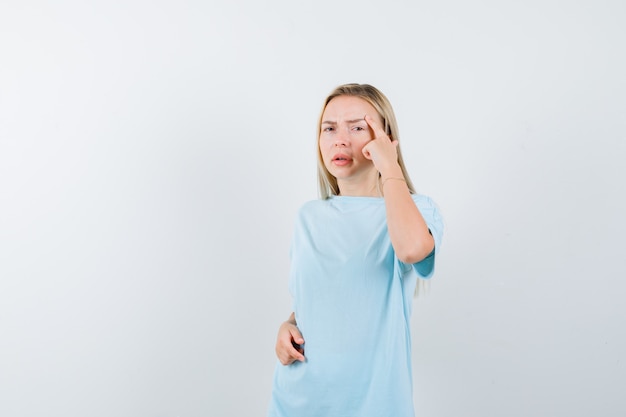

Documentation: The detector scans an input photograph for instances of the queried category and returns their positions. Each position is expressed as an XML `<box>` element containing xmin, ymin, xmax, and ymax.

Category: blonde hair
<box><xmin>316</xmin><ymin>83</ymin><xmax>416</xmax><ymax>199</ymax></box>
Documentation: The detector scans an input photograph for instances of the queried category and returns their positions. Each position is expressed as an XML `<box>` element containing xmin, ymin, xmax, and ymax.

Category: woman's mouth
<box><xmin>332</xmin><ymin>154</ymin><xmax>351</xmax><ymax>166</ymax></box>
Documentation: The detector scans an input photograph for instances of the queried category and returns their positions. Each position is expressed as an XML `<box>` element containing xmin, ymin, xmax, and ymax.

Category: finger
<box><xmin>279</xmin><ymin>333</ymin><xmax>305</xmax><ymax>358</ymax></box>
<box><xmin>293</xmin><ymin>349</ymin><xmax>305</xmax><ymax>362</ymax></box>
<box><xmin>285</xmin><ymin>343</ymin><xmax>305</xmax><ymax>363</ymax></box>
<box><xmin>290</xmin><ymin>338</ymin><xmax>305</xmax><ymax>361</ymax></box>
<box><xmin>290</xmin><ymin>328</ymin><xmax>305</xmax><ymax>345</ymax></box>
<box><xmin>364</xmin><ymin>114</ymin><xmax>389</xmax><ymax>140</ymax></box>
<box><xmin>277</xmin><ymin>341</ymin><xmax>304</xmax><ymax>364</ymax></box>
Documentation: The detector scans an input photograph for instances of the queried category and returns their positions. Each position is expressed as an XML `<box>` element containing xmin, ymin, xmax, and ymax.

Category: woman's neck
<box><xmin>337</xmin><ymin>171</ymin><xmax>381</xmax><ymax>197</ymax></box>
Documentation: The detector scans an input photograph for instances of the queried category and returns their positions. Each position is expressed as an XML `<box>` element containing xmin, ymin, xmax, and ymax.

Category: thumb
<box><xmin>362</xmin><ymin>143</ymin><xmax>372</xmax><ymax>160</ymax></box>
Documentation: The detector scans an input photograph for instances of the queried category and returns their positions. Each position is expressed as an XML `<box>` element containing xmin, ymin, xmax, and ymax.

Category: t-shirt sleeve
<box><xmin>411</xmin><ymin>194</ymin><xmax>444</xmax><ymax>279</ymax></box>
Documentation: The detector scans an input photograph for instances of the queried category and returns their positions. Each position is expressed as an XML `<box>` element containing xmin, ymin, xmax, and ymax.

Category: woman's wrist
<box><xmin>379</xmin><ymin>164</ymin><xmax>404</xmax><ymax>182</ymax></box>
<box><xmin>381</xmin><ymin>177</ymin><xmax>406</xmax><ymax>189</ymax></box>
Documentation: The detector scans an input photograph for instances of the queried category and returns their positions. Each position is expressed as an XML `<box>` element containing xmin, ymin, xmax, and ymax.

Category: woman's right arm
<box><xmin>275</xmin><ymin>312</ymin><xmax>305</xmax><ymax>365</ymax></box>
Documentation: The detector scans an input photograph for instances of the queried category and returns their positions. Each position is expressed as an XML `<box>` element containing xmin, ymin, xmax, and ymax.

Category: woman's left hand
<box><xmin>361</xmin><ymin>114</ymin><xmax>400</xmax><ymax>176</ymax></box>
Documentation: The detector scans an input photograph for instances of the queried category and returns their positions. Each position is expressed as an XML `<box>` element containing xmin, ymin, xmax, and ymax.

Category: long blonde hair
<box><xmin>316</xmin><ymin>83</ymin><xmax>416</xmax><ymax>199</ymax></box>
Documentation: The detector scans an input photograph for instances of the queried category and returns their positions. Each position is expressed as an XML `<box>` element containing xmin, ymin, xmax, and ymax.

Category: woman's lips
<box><xmin>332</xmin><ymin>153</ymin><xmax>351</xmax><ymax>166</ymax></box>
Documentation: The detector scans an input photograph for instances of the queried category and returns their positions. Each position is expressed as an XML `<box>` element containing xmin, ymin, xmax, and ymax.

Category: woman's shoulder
<box><xmin>290</xmin><ymin>199</ymin><xmax>328</xmax><ymax>226</ymax></box>
<box><xmin>297</xmin><ymin>198</ymin><xmax>328</xmax><ymax>215</ymax></box>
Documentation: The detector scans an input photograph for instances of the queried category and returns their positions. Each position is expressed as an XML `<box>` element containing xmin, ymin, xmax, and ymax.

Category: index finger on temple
<box><xmin>364</xmin><ymin>114</ymin><xmax>388</xmax><ymax>138</ymax></box>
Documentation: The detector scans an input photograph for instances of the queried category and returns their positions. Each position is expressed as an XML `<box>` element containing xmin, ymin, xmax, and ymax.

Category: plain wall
<box><xmin>1</xmin><ymin>0</ymin><xmax>624</xmax><ymax>416</ymax></box>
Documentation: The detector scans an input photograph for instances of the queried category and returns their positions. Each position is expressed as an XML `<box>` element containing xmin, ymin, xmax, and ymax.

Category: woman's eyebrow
<box><xmin>322</xmin><ymin>118</ymin><xmax>365</xmax><ymax>125</ymax></box>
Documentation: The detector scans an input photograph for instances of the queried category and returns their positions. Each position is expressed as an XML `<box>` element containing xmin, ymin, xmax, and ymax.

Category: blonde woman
<box><xmin>267</xmin><ymin>84</ymin><xmax>444</xmax><ymax>417</ymax></box>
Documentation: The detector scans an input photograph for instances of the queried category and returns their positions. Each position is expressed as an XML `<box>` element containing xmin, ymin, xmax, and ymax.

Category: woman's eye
<box><xmin>352</xmin><ymin>126</ymin><xmax>365</xmax><ymax>131</ymax></box>
<box><xmin>323</xmin><ymin>127</ymin><xmax>334</xmax><ymax>132</ymax></box>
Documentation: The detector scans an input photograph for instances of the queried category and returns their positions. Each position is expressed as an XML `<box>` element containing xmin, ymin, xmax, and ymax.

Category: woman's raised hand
<box><xmin>362</xmin><ymin>114</ymin><xmax>400</xmax><ymax>176</ymax></box>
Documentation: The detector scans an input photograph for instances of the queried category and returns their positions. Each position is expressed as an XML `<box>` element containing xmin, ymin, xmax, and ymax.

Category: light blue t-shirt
<box><xmin>268</xmin><ymin>194</ymin><xmax>443</xmax><ymax>417</ymax></box>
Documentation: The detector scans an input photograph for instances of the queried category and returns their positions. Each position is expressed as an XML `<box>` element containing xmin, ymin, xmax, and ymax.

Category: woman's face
<box><xmin>319</xmin><ymin>95</ymin><xmax>383</xmax><ymax>182</ymax></box>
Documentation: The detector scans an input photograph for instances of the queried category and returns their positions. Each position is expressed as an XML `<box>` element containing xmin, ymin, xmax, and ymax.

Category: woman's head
<box><xmin>316</xmin><ymin>83</ymin><xmax>416</xmax><ymax>199</ymax></box>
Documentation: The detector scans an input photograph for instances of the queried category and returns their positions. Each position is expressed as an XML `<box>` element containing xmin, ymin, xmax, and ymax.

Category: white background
<box><xmin>1</xmin><ymin>1</ymin><xmax>625</xmax><ymax>416</ymax></box>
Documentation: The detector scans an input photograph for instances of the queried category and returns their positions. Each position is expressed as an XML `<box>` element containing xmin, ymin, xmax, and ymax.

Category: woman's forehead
<box><xmin>323</xmin><ymin>96</ymin><xmax>381</xmax><ymax>122</ymax></box>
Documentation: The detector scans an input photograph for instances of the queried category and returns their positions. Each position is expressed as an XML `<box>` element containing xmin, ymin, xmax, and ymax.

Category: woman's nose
<box><xmin>334</xmin><ymin>128</ymin><xmax>349</xmax><ymax>147</ymax></box>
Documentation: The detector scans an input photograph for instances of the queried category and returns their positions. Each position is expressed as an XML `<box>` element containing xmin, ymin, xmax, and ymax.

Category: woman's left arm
<box><xmin>381</xmin><ymin>169</ymin><xmax>434</xmax><ymax>264</ymax></box>
<box><xmin>363</xmin><ymin>115</ymin><xmax>434</xmax><ymax>264</ymax></box>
